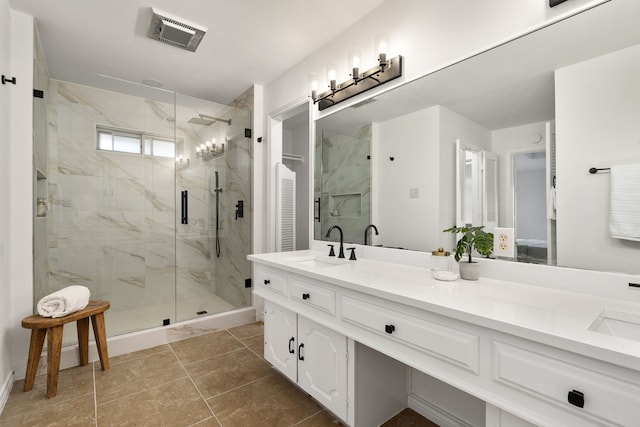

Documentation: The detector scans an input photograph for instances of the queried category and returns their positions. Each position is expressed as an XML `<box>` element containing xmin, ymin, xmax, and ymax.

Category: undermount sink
<box><xmin>588</xmin><ymin>308</ymin><xmax>640</xmax><ymax>342</ymax></box>
<box><xmin>287</xmin><ymin>255</ymin><xmax>349</xmax><ymax>268</ymax></box>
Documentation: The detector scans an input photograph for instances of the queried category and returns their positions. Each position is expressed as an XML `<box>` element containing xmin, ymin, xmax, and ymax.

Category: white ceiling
<box><xmin>9</xmin><ymin>0</ymin><xmax>386</xmax><ymax>104</ymax></box>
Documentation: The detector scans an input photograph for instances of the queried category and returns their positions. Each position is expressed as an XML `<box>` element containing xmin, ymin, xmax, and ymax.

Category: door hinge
<box><xmin>245</xmin><ymin>278</ymin><xmax>252</xmax><ymax>288</ymax></box>
<box><xmin>33</xmin><ymin>89</ymin><xmax>44</xmax><ymax>98</ymax></box>
<box><xmin>244</xmin><ymin>128</ymin><xmax>252</xmax><ymax>138</ymax></box>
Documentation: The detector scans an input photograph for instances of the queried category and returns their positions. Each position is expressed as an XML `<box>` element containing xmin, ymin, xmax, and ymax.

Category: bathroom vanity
<box><xmin>250</xmin><ymin>250</ymin><xmax>640</xmax><ymax>427</ymax></box>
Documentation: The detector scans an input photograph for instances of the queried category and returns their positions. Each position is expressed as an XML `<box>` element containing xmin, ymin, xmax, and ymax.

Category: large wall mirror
<box><xmin>315</xmin><ymin>0</ymin><xmax>640</xmax><ymax>275</ymax></box>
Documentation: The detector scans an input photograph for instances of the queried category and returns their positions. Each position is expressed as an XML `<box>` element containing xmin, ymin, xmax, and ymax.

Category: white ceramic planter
<box><xmin>459</xmin><ymin>261</ymin><xmax>480</xmax><ymax>280</ymax></box>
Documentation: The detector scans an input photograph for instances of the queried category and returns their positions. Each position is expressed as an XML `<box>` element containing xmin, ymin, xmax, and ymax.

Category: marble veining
<box><xmin>40</xmin><ymin>80</ymin><xmax>253</xmax><ymax>340</ymax></box>
<box><xmin>316</xmin><ymin>125</ymin><xmax>372</xmax><ymax>244</ymax></box>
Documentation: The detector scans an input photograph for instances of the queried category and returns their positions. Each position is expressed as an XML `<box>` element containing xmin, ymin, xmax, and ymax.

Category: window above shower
<box><xmin>96</xmin><ymin>125</ymin><xmax>178</xmax><ymax>158</ymax></box>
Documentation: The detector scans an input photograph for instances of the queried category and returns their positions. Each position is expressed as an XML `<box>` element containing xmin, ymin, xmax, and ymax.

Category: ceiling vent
<box><xmin>147</xmin><ymin>8</ymin><xmax>207</xmax><ymax>52</ymax></box>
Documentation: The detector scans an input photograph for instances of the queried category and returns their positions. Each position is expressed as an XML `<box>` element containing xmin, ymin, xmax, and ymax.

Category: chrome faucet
<box><xmin>326</xmin><ymin>225</ymin><xmax>345</xmax><ymax>258</ymax></box>
<box><xmin>364</xmin><ymin>224</ymin><xmax>379</xmax><ymax>246</ymax></box>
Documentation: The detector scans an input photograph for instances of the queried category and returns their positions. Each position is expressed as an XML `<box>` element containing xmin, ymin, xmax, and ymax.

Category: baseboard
<box><xmin>0</xmin><ymin>370</ymin><xmax>15</xmax><ymax>416</ymax></box>
<box><xmin>13</xmin><ymin>306</ymin><xmax>256</xmax><ymax>380</ymax></box>
<box><xmin>408</xmin><ymin>394</ymin><xmax>475</xmax><ymax>427</ymax></box>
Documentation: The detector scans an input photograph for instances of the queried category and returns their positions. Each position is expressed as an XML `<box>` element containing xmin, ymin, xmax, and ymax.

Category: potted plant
<box><xmin>443</xmin><ymin>226</ymin><xmax>493</xmax><ymax>280</ymax></box>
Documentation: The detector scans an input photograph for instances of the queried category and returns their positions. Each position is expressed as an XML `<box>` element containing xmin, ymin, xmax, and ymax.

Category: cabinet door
<box><xmin>297</xmin><ymin>315</ymin><xmax>348</xmax><ymax>421</ymax></box>
<box><xmin>264</xmin><ymin>301</ymin><xmax>297</xmax><ymax>382</ymax></box>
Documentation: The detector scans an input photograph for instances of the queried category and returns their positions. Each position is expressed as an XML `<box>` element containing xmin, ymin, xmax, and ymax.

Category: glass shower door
<box><xmin>174</xmin><ymin>94</ymin><xmax>252</xmax><ymax>323</ymax></box>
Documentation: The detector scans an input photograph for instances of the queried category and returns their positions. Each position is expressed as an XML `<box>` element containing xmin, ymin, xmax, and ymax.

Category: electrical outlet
<box><xmin>493</xmin><ymin>227</ymin><xmax>515</xmax><ymax>258</ymax></box>
<box><xmin>409</xmin><ymin>188</ymin><xmax>419</xmax><ymax>199</ymax></box>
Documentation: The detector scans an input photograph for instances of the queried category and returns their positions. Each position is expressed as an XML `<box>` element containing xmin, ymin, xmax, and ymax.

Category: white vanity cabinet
<box><xmin>261</xmin><ymin>282</ymin><xmax>349</xmax><ymax>422</ymax></box>
<box><xmin>251</xmin><ymin>253</ymin><xmax>640</xmax><ymax>427</ymax></box>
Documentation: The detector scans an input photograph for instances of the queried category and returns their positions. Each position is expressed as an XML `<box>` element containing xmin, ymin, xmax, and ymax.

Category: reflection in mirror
<box><xmin>314</xmin><ymin>1</ymin><xmax>640</xmax><ymax>274</ymax></box>
<box><xmin>455</xmin><ymin>140</ymin><xmax>498</xmax><ymax>231</ymax></box>
<box><xmin>314</xmin><ymin>126</ymin><xmax>372</xmax><ymax>245</ymax></box>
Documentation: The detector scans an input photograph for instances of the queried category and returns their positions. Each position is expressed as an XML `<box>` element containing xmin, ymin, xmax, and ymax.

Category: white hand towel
<box><xmin>37</xmin><ymin>285</ymin><xmax>91</xmax><ymax>318</ymax></box>
<box><xmin>609</xmin><ymin>164</ymin><xmax>640</xmax><ymax>241</ymax></box>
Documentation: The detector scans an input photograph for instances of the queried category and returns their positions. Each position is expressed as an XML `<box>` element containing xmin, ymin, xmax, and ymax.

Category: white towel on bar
<box><xmin>37</xmin><ymin>285</ymin><xmax>90</xmax><ymax>318</ymax></box>
<box><xmin>609</xmin><ymin>164</ymin><xmax>640</xmax><ymax>242</ymax></box>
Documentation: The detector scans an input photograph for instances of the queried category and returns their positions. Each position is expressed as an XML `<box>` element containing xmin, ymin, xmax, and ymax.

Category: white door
<box><xmin>264</xmin><ymin>301</ymin><xmax>297</xmax><ymax>382</ymax></box>
<box><xmin>297</xmin><ymin>316</ymin><xmax>348</xmax><ymax>421</ymax></box>
<box><xmin>481</xmin><ymin>150</ymin><xmax>499</xmax><ymax>232</ymax></box>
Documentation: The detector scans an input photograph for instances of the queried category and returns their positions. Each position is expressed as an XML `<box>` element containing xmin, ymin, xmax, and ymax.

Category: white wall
<box><xmin>373</xmin><ymin>108</ymin><xmax>439</xmax><ymax>251</ymax></box>
<box><xmin>2</xmin><ymin>8</ymin><xmax>34</xmax><ymax>409</ymax></box>
<box><xmin>556</xmin><ymin>43</ymin><xmax>640</xmax><ymax>273</ymax></box>
<box><xmin>372</xmin><ymin>104</ymin><xmax>492</xmax><ymax>252</ymax></box>
<box><xmin>0</xmin><ymin>0</ymin><xmax>13</xmax><ymax>410</ymax></box>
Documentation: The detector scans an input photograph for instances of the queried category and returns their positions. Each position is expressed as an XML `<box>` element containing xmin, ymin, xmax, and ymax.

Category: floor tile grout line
<box><xmin>290</xmin><ymin>409</ymin><xmax>335</xmax><ymax>427</ymax></box>
<box><xmin>95</xmin><ymin>375</ymin><xmax>190</xmax><ymax>407</ymax></box>
<box><xmin>173</xmin><ymin>345</ymin><xmax>250</xmax><ymax>368</ymax></box>
<box><xmin>202</xmin><ymin>370</ymin><xmax>275</xmax><ymax>402</ymax></box>
<box><xmin>168</xmin><ymin>342</ymin><xmax>225</xmax><ymax>427</ymax></box>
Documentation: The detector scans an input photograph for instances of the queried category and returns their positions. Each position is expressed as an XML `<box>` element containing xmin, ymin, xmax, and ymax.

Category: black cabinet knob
<box><xmin>302</xmin><ymin>293</ymin><xmax>310</xmax><ymax>300</ymax></box>
<box><xmin>385</xmin><ymin>324</ymin><xmax>395</xmax><ymax>334</ymax></box>
<box><xmin>298</xmin><ymin>343</ymin><xmax>305</xmax><ymax>361</ymax></box>
<box><xmin>288</xmin><ymin>337</ymin><xmax>295</xmax><ymax>354</ymax></box>
<box><xmin>568</xmin><ymin>389</ymin><xmax>584</xmax><ymax>408</ymax></box>
<box><xmin>264</xmin><ymin>279</ymin><xmax>270</xmax><ymax>285</ymax></box>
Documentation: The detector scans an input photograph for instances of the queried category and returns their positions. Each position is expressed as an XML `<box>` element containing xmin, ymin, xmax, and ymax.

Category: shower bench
<box><xmin>21</xmin><ymin>300</ymin><xmax>110</xmax><ymax>398</ymax></box>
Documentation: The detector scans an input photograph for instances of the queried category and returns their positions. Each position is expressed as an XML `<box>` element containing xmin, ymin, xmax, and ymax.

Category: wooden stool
<box><xmin>21</xmin><ymin>300</ymin><xmax>110</xmax><ymax>398</ymax></box>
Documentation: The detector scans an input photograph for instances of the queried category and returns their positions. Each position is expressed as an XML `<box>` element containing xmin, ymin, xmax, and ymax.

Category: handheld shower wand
<box><xmin>214</xmin><ymin>171</ymin><xmax>222</xmax><ymax>258</ymax></box>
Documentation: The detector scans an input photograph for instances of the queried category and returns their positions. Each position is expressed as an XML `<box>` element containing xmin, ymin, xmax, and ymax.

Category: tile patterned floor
<box><xmin>0</xmin><ymin>322</ymin><xmax>438</xmax><ymax>427</ymax></box>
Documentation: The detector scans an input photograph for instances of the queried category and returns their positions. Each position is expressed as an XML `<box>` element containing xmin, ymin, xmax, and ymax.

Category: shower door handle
<box><xmin>235</xmin><ymin>200</ymin><xmax>244</xmax><ymax>220</ymax></box>
<box><xmin>314</xmin><ymin>197</ymin><xmax>321</xmax><ymax>222</ymax></box>
<box><xmin>181</xmin><ymin>191</ymin><xmax>188</xmax><ymax>224</ymax></box>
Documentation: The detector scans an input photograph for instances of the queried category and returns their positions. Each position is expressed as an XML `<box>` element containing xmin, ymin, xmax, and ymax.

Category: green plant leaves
<box><xmin>443</xmin><ymin>226</ymin><xmax>494</xmax><ymax>263</ymax></box>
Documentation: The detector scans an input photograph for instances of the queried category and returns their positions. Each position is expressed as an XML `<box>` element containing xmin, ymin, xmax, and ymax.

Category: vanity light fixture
<box><xmin>311</xmin><ymin>35</ymin><xmax>402</xmax><ymax>111</ymax></box>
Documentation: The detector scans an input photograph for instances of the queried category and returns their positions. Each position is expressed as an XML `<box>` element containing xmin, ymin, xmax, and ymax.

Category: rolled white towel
<box><xmin>37</xmin><ymin>285</ymin><xmax>91</xmax><ymax>318</ymax></box>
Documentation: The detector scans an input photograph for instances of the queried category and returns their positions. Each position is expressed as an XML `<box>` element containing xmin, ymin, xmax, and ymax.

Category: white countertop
<box><xmin>249</xmin><ymin>250</ymin><xmax>640</xmax><ymax>371</ymax></box>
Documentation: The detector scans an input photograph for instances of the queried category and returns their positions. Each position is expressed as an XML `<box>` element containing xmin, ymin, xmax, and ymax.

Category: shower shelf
<box><xmin>329</xmin><ymin>192</ymin><xmax>362</xmax><ymax>218</ymax></box>
<box><xmin>35</xmin><ymin>169</ymin><xmax>48</xmax><ymax>218</ymax></box>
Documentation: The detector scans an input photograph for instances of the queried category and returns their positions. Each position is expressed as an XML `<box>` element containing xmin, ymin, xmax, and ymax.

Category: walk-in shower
<box><xmin>33</xmin><ymin>76</ymin><xmax>252</xmax><ymax>343</ymax></box>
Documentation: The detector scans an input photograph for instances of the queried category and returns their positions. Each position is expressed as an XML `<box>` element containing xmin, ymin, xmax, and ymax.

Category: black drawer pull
<box><xmin>298</xmin><ymin>343</ymin><xmax>304</xmax><ymax>361</ymax></box>
<box><xmin>568</xmin><ymin>389</ymin><xmax>584</xmax><ymax>408</ymax></box>
<box><xmin>385</xmin><ymin>324</ymin><xmax>395</xmax><ymax>334</ymax></box>
<box><xmin>264</xmin><ymin>279</ymin><xmax>270</xmax><ymax>285</ymax></box>
<box><xmin>288</xmin><ymin>337</ymin><xmax>295</xmax><ymax>354</ymax></box>
<box><xmin>302</xmin><ymin>293</ymin><xmax>310</xmax><ymax>300</ymax></box>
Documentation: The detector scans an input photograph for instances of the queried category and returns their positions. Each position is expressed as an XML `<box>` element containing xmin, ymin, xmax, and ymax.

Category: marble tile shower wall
<box><xmin>44</xmin><ymin>80</ymin><xmax>251</xmax><ymax>333</ymax></box>
<box><xmin>315</xmin><ymin>125</ymin><xmax>371</xmax><ymax>244</ymax></box>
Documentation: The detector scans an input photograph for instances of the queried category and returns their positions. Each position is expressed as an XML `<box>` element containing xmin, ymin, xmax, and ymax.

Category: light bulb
<box><xmin>375</xmin><ymin>33</ymin><xmax>389</xmax><ymax>67</ymax></box>
<box><xmin>327</xmin><ymin>63</ymin><xmax>337</xmax><ymax>91</ymax></box>
<box><xmin>349</xmin><ymin>49</ymin><xmax>361</xmax><ymax>80</ymax></box>
<box><xmin>309</xmin><ymin>73</ymin><xmax>320</xmax><ymax>101</ymax></box>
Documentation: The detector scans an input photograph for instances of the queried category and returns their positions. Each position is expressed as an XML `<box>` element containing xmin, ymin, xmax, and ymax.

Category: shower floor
<box><xmin>59</xmin><ymin>293</ymin><xmax>235</xmax><ymax>346</ymax></box>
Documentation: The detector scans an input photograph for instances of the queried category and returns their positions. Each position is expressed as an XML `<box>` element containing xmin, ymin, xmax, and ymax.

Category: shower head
<box><xmin>187</xmin><ymin>114</ymin><xmax>232</xmax><ymax>126</ymax></box>
<box><xmin>188</xmin><ymin>115</ymin><xmax>216</xmax><ymax>126</ymax></box>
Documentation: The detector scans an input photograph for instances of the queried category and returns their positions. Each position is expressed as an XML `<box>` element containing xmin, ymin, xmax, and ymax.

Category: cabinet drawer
<box><xmin>341</xmin><ymin>295</ymin><xmax>479</xmax><ymax>373</ymax></box>
<box><xmin>493</xmin><ymin>341</ymin><xmax>640</xmax><ymax>426</ymax></box>
<box><xmin>289</xmin><ymin>277</ymin><xmax>336</xmax><ymax>315</ymax></box>
<box><xmin>255</xmin><ymin>265</ymin><xmax>287</xmax><ymax>295</ymax></box>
